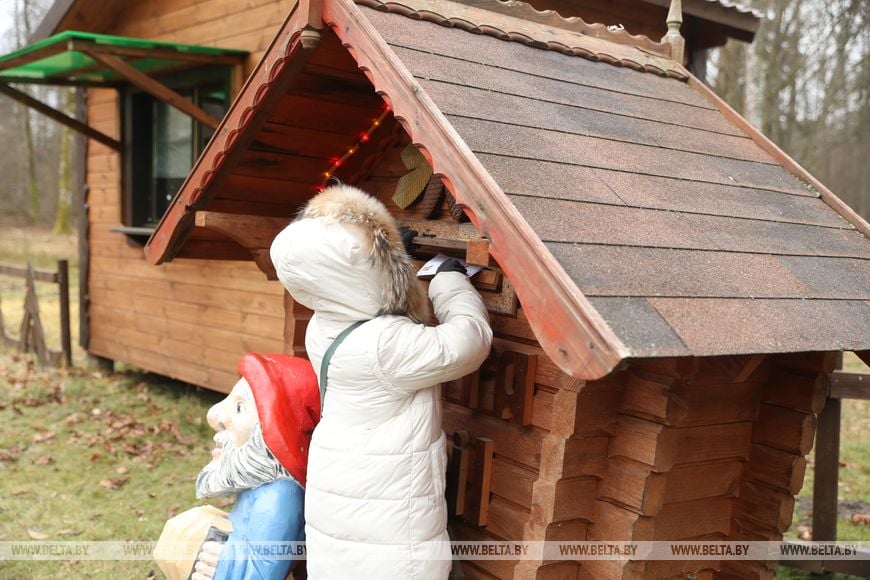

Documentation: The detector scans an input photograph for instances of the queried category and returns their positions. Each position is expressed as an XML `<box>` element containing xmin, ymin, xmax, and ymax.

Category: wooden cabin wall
<box><xmin>83</xmin><ymin>0</ymin><xmax>297</xmax><ymax>391</ymax></box>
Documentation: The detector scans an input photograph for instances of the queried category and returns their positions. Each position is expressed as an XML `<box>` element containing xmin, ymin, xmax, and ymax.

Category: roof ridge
<box><xmin>356</xmin><ymin>0</ymin><xmax>687</xmax><ymax>79</ymax></box>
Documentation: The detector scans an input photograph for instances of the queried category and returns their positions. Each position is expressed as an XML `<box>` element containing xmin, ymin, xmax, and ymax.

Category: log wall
<box><xmin>84</xmin><ymin>0</ymin><xmax>296</xmax><ymax>391</ymax></box>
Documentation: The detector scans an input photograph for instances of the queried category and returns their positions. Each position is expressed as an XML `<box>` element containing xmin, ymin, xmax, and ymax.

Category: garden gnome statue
<box><xmin>154</xmin><ymin>353</ymin><xmax>319</xmax><ymax>580</ymax></box>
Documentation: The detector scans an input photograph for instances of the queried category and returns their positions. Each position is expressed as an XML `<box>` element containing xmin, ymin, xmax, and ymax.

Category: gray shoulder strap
<box><xmin>319</xmin><ymin>320</ymin><xmax>368</xmax><ymax>406</ymax></box>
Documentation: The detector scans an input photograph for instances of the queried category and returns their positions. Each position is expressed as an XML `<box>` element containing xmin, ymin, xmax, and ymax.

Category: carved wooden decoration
<box><xmin>393</xmin><ymin>143</ymin><xmax>432</xmax><ymax>209</ymax></box>
<box><xmin>465</xmin><ymin>437</ymin><xmax>494</xmax><ymax>526</ymax></box>
<box><xmin>446</xmin><ymin>431</ymin><xmax>471</xmax><ymax>517</ymax></box>
<box><xmin>446</xmin><ymin>342</ymin><xmax>537</xmax><ymax>426</ymax></box>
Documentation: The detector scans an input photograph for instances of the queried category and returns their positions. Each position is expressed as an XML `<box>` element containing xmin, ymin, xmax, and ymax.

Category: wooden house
<box><xmin>4</xmin><ymin>0</ymin><xmax>870</xmax><ymax>578</ymax></box>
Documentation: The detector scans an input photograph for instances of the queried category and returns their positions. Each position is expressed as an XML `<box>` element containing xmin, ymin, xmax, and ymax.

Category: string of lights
<box><xmin>319</xmin><ymin>104</ymin><xmax>392</xmax><ymax>190</ymax></box>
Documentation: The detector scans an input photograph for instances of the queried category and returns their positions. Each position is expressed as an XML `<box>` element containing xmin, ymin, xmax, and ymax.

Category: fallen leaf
<box><xmin>32</xmin><ymin>431</ymin><xmax>56</xmax><ymax>444</ymax></box>
<box><xmin>91</xmin><ymin>408</ymin><xmax>102</xmax><ymax>416</ymax></box>
<box><xmin>115</xmin><ymin>466</ymin><xmax>128</xmax><ymax>475</ymax></box>
<box><xmin>797</xmin><ymin>525</ymin><xmax>812</xmax><ymax>541</ymax></box>
<box><xmin>148</xmin><ymin>492</ymin><xmax>157</xmax><ymax>498</ymax></box>
<box><xmin>88</xmin><ymin>453</ymin><xmax>102</xmax><ymax>462</ymax></box>
<box><xmin>57</xmin><ymin>529</ymin><xmax>81</xmax><ymax>537</ymax></box>
<box><xmin>166</xmin><ymin>505</ymin><xmax>180</xmax><ymax>518</ymax></box>
<box><xmin>134</xmin><ymin>508</ymin><xmax>145</xmax><ymax>517</ymax></box>
<box><xmin>34</xmin><ymin>456</ymin><xmax>54</xmax><ymax>466</ymax></box>
<box><xmin>11</xmin><ymin>489</ymin><xmax>30</xmax><ymax>496</ymax></box>
<box><xmin>851</xmin><ymin>514</ymin><xmax>870</xmax><ymax>525</ymax></box>
<box><xmin>64</xmin><ymin>412</ymin><xmax>86</xmax><ymax>426</ymax></box>
<box><xmin>98</xmin><ymin>477</ymin><xmax>128</xmax><ymax>490</ymax></box>
<box><xmin>27</xmin><ymin>529</ymin><xmax>49</xmax><ymax>540</ymax></box>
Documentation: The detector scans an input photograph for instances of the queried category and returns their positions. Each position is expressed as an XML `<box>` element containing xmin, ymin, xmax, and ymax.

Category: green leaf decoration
<box><xmin>393</xmin><ymin>144</ymin><xmax>433</xmax><ymax>209</ymax></box>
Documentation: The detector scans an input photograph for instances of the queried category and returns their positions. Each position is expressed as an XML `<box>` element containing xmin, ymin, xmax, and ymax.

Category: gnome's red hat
<box><xmin>237</xmin><ymin>353</ymin><xmax>320</xmax><ymax>487</ymax></box>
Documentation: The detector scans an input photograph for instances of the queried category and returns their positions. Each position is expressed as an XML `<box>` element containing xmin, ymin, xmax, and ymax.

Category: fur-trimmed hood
<box><xmin>270</xmin><ymin>185</ymin><xmax>430</xmax><ymax>324</ymax></box>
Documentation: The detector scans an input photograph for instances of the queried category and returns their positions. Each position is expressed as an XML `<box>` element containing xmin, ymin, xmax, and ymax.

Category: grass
<box><xmin>0</xmin><ymin>350</ymin><xmax>225</xmax><ymax>579</ymax></box>
<box><xmin>0</xmin><ymin>227</ymin><xmax>867</xmax><ymax>579</ymax></box>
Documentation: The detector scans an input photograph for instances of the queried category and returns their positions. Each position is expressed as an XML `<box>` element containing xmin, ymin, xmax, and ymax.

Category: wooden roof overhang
<box><xmin>145</xmin><ymin>0</ymin><xmax>870</xmax><ymax>381</ymax></box>
<box><xmin>0</xmin><ymin>31</ymin><xmax>248</xmax><ymax>151</ymax></box>
<box><xmin>641</xmin><ymin>0</ymin><xmax>760</xmax><ymax>43</ymax></box>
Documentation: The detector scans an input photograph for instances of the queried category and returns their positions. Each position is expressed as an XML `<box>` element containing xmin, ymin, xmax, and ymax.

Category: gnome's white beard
<box><xmin>195</xmin><ymin>424</ymin><xmax>292</xmax><ymax>499</ymax></box>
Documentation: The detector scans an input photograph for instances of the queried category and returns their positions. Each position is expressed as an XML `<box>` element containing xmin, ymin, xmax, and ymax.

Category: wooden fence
<box><xmin>0</xmin><ymin>260</ymin><xmax>72</xmax><ymax>367</ymax></box>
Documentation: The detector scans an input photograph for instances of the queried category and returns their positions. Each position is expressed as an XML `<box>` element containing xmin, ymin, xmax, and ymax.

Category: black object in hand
<box><xmin>436</xmin><ymin>258</ymin><xmax>467</xmax><ymax>275</ymax></box>
<box><xmin>398</xmin><ymin>227</ymin><xmax>418</xmax><ymax>255</ymax></box>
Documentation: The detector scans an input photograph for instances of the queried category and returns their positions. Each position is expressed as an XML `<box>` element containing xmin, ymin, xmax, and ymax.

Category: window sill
<box><xmin>110</xmin><ymin>225</ymin><xmax>155</xmax><ymax>246</ymax></box>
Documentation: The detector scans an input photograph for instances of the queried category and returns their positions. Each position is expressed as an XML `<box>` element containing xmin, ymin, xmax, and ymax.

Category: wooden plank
<box><xmin>662</xmin><ymin>460</ymin><xmax>742</xmax><ymax>504</ymax></box>
<box><xmin>552</xmin><ymin>476</ymin><xmax>598</xmax><ymax>522</ymax></box>
<box><xmin>763</xmin><ymin>367</ymin><xmax>827</xmax><ymax>413</ymax></box>
<box><xmin>609</xmin><ymin>415</ymin><xmax>676</xmax><ymax>471</ymax></box>
<box><xmin>562</xmin><ymin>436</ymin><xmax>609</xmax><ymax>479</ymax></box>
<box><xmin>572</xmin><ymin>378</ymin><xmax>623</xmax><ymax>437</ymax></box>
<box><xmin>598</xmin><ymin>456</ymin><xmax>666</xmax><ymax>516</ymax></box>
<box><xmin>745</xmin><ymin>443</ymin><xmax>807</xmax><ymax>495</ymax></box>
<box><xmin>86</xmin><ymin>52</ymin><xmax>221</xmax><ymax>129</ymax></box>
<box><xmin>0</xmin><ymin>263</ymin><xmax>59</xmax><ymax>283</ymax></box>
<box><xmin>653</xmin><ymin>496</ymin><xmax>733</xmax><ymax>539</ymax></box>
<box><xmin>736</xmin><ymin>480</ymin><xmax>795</xmax><ymax>532</ymax></box>
<box><xmin>830</xmin><ymin>371</ymin><xmax>870</xmax><ymax>400</ymax></box>
<box><xmin>812</xmin><ymin>397</ymin><xmax>840</xmax><ymax>541</ymax></box>
<box><xmin>589</xmin><ymin>499</ymin><xmax>653</xmax><ymax>541</ymax></box>
<box><xmin>323</xmin><ymin>0</ymin><xmax>627</xmax><ymax>381</ymax></box>
<box><xmin>752</xmin><ymin>403</ymin><xmax>816</xmax><ymax>456</ymax></box>
<box><xmin>0</xmin><ymin>83</ymin><xmax>122</xmax><ymax>151</ymax></box>
<box><xmin>618</xmin><ymin>370</ymin><xmax>687</xmax><ymax>426</ymax></box>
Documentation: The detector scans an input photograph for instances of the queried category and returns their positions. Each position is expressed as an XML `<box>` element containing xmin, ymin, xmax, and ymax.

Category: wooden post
<box><xmin>661</xmin><ymin>0</ymin><xmax>685</xmax><ymax>64</ymax></box>
<box><xmin>812</xmin><ymin>396</ymin><xmax>840</xmax><ymax>541</ymax></box>
<box><xmin>57</xmin><ymin>259</ymin><xmax>72</xmax><ymax>367</ymax></box>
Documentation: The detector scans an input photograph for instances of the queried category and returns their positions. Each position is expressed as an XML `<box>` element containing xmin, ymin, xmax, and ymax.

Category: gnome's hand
<box><xmin>191</xmin><ymin>540</ymin><xmax>225</xmax><ymax>580</ymax></box>
<box><xmin>436</xmin><ymin>258</ymin><xmax>467</xmax><ymax>275</ymax></box>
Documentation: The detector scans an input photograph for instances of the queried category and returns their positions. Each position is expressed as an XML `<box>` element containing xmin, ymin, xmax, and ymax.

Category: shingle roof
<box><xmin>146</xmin><ymin>0</ymin><xmax>869</xmax><ymax>379</ymax></box>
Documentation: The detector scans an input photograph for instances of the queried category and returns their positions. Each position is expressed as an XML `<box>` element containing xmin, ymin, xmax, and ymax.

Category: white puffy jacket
<box><xmin>271</xmin><ymin>217</ymin><xmax>493</xmax><ymax>579</ymax></box>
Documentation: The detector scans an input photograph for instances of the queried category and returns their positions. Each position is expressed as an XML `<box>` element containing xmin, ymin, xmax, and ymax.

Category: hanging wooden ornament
<box><xmin>392</xmin><ymin>143</ymin><xmax>433</xmax><ymax>209</ymax></box>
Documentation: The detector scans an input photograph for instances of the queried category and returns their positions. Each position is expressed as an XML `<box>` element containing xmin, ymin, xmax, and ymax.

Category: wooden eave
<box><xmin>644</xmin><ymin>0</ymin><xmax>760</xmax><ymax>42</ymax></box>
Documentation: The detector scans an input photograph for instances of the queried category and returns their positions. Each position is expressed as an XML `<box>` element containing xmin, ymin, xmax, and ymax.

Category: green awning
<box><xmin>0</xmin><ymin>30</ymin><xmax>248</xmax><ymax>86</ymax></box>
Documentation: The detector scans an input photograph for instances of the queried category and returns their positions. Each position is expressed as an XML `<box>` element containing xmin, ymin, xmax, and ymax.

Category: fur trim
<box><xmin>300</xmin><ymin>185</ymin><xmax>431</xmax><ymax>323</ymax></box>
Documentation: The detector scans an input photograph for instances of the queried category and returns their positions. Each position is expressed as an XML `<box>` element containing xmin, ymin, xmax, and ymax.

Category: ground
<box><xmin>0</xmin><ymin>227</ymin><xmax>867</xmax><ymax>579</ymax></box>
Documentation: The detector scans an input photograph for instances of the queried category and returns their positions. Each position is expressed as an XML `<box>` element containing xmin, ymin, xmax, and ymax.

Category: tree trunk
<box><xmin>53</xmin><ymin>88</ymin><xmax>75</xmax><ymax>234</ymax></box>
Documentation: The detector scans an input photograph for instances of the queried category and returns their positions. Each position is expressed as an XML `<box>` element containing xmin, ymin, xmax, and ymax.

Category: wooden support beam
<box><xmin>812</xmin><ymin>397</ymin><xmax>840</xmax><ymax>541</ymax></box>
<box><xmin>0</xmin><ymin>83</ymin><xmax>122</xmax><ymax>151</ymax></box>
<box><xmin>85</xmin><ymin>52</ymin><xmax>222</xmax><ymax>130</ymax></box>
<box><xmin>829</xmin><ymin>371</ymin><xmax>870</xmax><ymax>400</ymax></box>
<box><xmin>195</xmin><ymin>211</ymin><xmax>290</xmax><ymax>279</ymax></box>
<box><xmin>854</xmin><ymin>350</ymin><xmax>870</xmax><ymax>368</ymax></box>
<box><xmin>68</xmin><ymin>39</ymin><xmax>247</xmax><ymax>67</ymax></box>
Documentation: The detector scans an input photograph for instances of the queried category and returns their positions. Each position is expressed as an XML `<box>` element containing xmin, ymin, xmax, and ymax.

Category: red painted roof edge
<box><xmin>144</xmin><ymin>3</ymin><xmax>323</xmax><ymax>265</ymax></box>
<box><xmin>324</xmin><ymin>0</ymin><xmax>629</xmax><ymax>379</ymax></box>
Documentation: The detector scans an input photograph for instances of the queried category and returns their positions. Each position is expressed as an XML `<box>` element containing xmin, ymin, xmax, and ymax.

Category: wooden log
<box><xmin>652</xmin><ymin>496</ymin><xmax>733</xmax><ymax>539</ymax></box>
<box><xmin>763</xmin><ymin>367</ymin><xmax>828</xmax><ymax>414</ymax></box>
<box><xmin>572</xmin><ymin>376</ymin><xmax>623</xmax><ymax>437</ymax></box>
<box><xmin>673</xmin><ymin>380</ymin><xmax>761</xmax><ymax>426</ymax></box>
<box><xmin>562</xmin><ymin>436</ymin><xmax>609</xmax><ymax>479</ymax></box>
<box><xmin>751</xmin><ymin>403</ymin><xmax>816</xmax><ymax>456</ymax></box>
<box><xmin>589</xmin><ymin>499</ymin><xmax>653</xmax><ymax>541</ymax></box>
<box><xmin>534</xmin><ymin>561</ymin><xmax>579</xmax><ymax>580</ymax></box>
<box><xmin>745</xmin><ymin>443</ymin><xmax>807</xmax><ymax>495</ymax></box>
<box><xmin>598</xmin><ymin>456</ymin><xmax>666</xmax><ymax>516</ymax></box>
<box><xmin>619</xmin><ymin>370</ymin><xmax>687</xmax><ymax>426</ymax></box>
<box><xmin>552</xmin><ymin>477</ymin><xmax>599</xmax><ymax>522</ymax></box>
<box><xmin>544</xmin><ymin>518</ymin><xmax>588</xmax><ymax>542</ymax></box>
<box><xmin>481</xmin><ymin>494</ymin><xmax>525</xmax><ymax>541</ymax></box>
<box><xmin>662</xmin><ymin>460</ymin><xmax>742</xmax><ymax>504</ymax></box>
<box><xmin>735</xmin><ymin>480</ymin><xmax>795</xmax><ymax>533</ymax></box>
<box><xmin>608</xmin><ymin>415</ymin><xmax>676</xmax><ymax>470</ymax></box>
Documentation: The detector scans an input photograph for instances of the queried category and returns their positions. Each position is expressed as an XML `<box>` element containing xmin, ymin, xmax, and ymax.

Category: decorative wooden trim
<box><xmin>85</xmin><ymin>52</ymin><xmax>222</xmax><ymax>130</ymax></box>
<box><xmin>0</xmin><ymin>82</ymin><xmax>122</xmax><ymax>151</ymax></box>
<box><xmin>67</xmin><ymin>39</ymin><xmax>247</xmax><ymax>67</ymax></box>
<box><xmin>355</xmin><ymin>0</ymin><xmax>686</xmax><ymax>78</ymax></box>
<box><xmin>687</xmin><ymin>75</ymin><xmax>870</xmax><ymax>239</ymax></box>
<box><xmin>145</xmin><ymin>2</ymin><xmax>324</xmax><ymax>265</ymax></box>
<box><xmin>325</xmin><ymin>0</ymin><xmax>628</xmax><ymax>379</ymax></box>
<box><xmin>661</xmin><ymin>0</ymin><xmax>686</xmax><ymax>64</ymax></box>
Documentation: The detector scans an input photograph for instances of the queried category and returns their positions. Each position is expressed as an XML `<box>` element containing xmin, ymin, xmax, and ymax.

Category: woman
<box><xmin>270</xmin><ymin>184</ymin><xmax>492</xmax><ymax>579</ymax></box>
